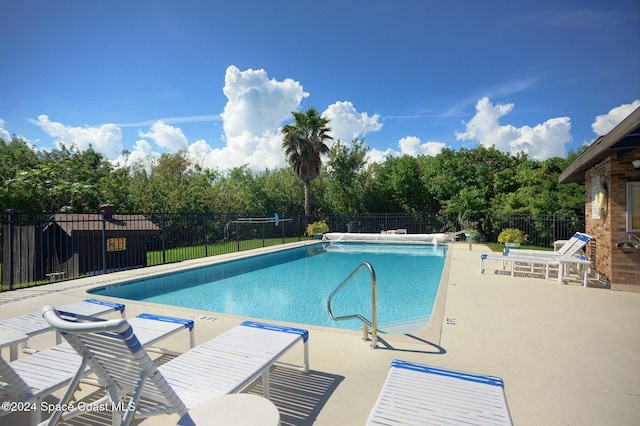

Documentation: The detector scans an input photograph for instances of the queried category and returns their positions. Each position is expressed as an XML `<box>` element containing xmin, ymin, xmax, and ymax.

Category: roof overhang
<box><xmin>559</xmin><ymin>106</ymin><xmax>640</xmax><ymax>183</ymax></box>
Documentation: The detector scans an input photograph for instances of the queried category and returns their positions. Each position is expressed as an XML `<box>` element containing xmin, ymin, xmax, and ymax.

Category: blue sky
<box><xmin>1</xmin><ymin>0</ymin><xmax>639</xmax><ymax>172</ymax></box>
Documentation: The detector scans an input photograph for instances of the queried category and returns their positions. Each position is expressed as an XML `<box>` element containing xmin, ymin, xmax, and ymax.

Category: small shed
<box><xmin>559</xmin><ymin>106</ymin><xmax>640</xmax><ymax>291</ymax></box>
<box><xmin>2</xmin><ymin>205</ymin><xmax>161</xmax><ymax>285</ymax></box>
<box><xmin>45</xmin><ymin>206</ymin><xmax>161</xmax><ymax>278</ymax></box>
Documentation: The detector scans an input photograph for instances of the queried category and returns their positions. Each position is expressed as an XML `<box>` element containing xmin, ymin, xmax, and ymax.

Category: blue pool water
<box><xmin>90</xmin><ymin>242</ymin><xmax>447</xmax><ymax>331</ymax></box>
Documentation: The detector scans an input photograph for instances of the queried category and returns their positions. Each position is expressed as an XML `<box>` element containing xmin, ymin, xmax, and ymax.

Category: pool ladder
<box><xmin>327</xmin><ymin>262</ymin><xmax>378</xmax><ymax>349</ymax></box>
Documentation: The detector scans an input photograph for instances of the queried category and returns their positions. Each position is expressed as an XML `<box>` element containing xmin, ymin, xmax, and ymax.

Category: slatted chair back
<box><xmin>0</xmin><ymin>356</ymin><xmax>32</xmax><ymax>408</ymax></box>
<box><xmin>42</xmin><ymin>306</ymin><xmax>187</xmax><ymax>425</ymax></box>
<box><xmin>557</xmin><ymin>233</ymin><xmax>592</xmax><ymax>256</ymax></box>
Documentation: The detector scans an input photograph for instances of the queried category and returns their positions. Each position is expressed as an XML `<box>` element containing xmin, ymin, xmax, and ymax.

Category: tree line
<box><xmin>0</xmin><ymin>134</ymin><xmax>585</xmax><ymax>222</ymax></box>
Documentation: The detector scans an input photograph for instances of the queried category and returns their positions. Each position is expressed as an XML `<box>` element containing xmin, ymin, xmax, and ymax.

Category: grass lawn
<box><xmin>1</xmin><ymin>237</ymin><xmax>307</xmax><ymax>291</ymax></box>
<box><xmin>483</xmin><ymin>242</ymin><xmax>554</xmax><ymax>252</ymax></box>
<box><xmin>146</xmin><ymin>237</ymin><xmax>305</xmax><ymax>265</ymax></box>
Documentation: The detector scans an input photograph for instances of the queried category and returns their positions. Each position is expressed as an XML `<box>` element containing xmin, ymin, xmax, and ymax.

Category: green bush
<box><xmin>497</xmin><ymin>228</ymin><xmax>527</xmax><ymax>244</ymax></box>
<box><xmin>307</xmin><ymin>220</ymin><xmax>329</xmax><ymax>236</ymax></box>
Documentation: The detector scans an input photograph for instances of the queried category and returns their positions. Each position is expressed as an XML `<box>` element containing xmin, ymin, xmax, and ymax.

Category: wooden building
<box><xmin>2</xmin><ymin>205</ymin><xmax>160</xmax><ymax>285</ymax></box>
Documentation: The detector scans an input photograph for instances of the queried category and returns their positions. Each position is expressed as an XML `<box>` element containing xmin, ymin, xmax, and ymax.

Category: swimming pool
<box><xmin>90</xmin><ymin>242</ymin><xmax>447</xmax><ymax>332</ymax></box>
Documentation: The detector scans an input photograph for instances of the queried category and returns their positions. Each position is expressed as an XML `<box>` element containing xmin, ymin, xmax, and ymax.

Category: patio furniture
<box><xmin>0</xmin><ymin>311</ymin><xmax>194</xmax><ymax>425</ymax></box>
<box><xmin>480</xmin><ymin>252</ymin><xmax>592</xmax><ymax>285</ymax></box>
<box><xmin>177</xmin><ymin>394</ymin><xmax>280</xmax><ymax>426</ymax></box>
<box><xmin>505</xmin><ymin>232</ymin><xmax>592</xmax><ymax>257</ymax></box>
<box><xmin>0</xmin><ymin>327</ymin><xmax>28</xmax><ymax>361</ymax></box>
<box><xmin>0</xmin><ymin>298</ymin><xmax>125</xmax><ymax>349</ymax></box>
<box><xmin>41</xmin><ymin>308</ymin><xmax>309</xmax><ymax>425</ymax></box>
<box><xmin>367</xmin><ymin>359</ymin><xmax>512</xmax><ymax>425</ymax></box>
<box><xmin>0</xmin><ymin>355</ymin><xmax>30</xmax><ymax>403</ymax></box>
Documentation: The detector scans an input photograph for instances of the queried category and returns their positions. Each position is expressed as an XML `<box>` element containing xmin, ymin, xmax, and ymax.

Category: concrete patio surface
<box><xmin>1</xmin><ymin>242</ymin><xmax>639</xmax><ymax>425</ymax></box>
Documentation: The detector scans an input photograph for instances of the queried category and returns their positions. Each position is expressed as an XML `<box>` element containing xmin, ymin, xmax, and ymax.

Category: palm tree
<box><xmin>444</xmin><ymin>188</ymin><xmax>486</xmax><ymax>232</ymax></box>
<box><xmin>281</xmin><ymin>108</ymin><xmax>332</xmax><ymax>216</ymax></box>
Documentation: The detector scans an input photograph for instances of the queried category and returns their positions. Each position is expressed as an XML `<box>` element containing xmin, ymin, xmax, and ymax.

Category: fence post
<box><xmin>7</xmin><ymin>210</ymin><xmax>15</xmax><ymax>290</ymax></box>
<box><xmin>203</xmin><ymin>213</ymin><xmax>208</xmax><ymax>257</ymax></box>
<box><xmin>101</xmin><ymin>209</ymin><xmax>107</xmax><ymax>274</ymax></box>
<box><xmin>161</xmin><ymin>211</ymin><xmax>166</xmax><ymax>264</ymax></box>
<box><xmin>236</xmin><ymin>221</ymin><xmax>240</xmax><ymax>251</ymax></box>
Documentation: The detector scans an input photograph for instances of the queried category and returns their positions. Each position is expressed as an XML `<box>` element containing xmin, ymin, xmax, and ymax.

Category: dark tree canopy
<box><xmin>0</xmin><ymin>135</ymin><xmax>585</xmax><ymax>223</ymax></box>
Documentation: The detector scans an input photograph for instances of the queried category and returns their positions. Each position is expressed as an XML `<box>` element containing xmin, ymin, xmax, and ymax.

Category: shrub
<box><xmin>497</xmin><ymin>228</ymin><xmax>527</xmax><ymax>244</ymax></box>
<box><xmin>307</xmin><ymin>220</ymin><xmax>329</xmax><ymax>236</ymax></box>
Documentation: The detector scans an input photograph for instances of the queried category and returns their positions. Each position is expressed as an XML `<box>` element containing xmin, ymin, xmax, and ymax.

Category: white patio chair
<box><xmin>480</xmin><ymin>233</ymin><xmax>593</xmax><ymax>284</ymax></box>
<box><xmin>503</xmin><ymin>232</ymin><xmax>592</xmax><ymax>257</ymax></box>
<box><xmin>480</xmin><ymin>251</ymin><xmax>592</xmax><ymax>285</ymax></box>
<box><xmin>1</xmin><ymin>311</ymin><xmax>194</xmax><ymax>425</ymax></box>
<box><xmin>0</xmin><ymin>355</ymin><xmax>30</xmax><ymax>403</ymax></box>
<box><xmin>41</xmin><ymin>307</ymin><xmax>309</xmax><ymax>425</ymax></box>
<box><xmin>0</xmin><ymin>298</ymin><xmax>126</xmax><ymax>350</ymax></box>
<box><xmin>367</xmin><ymin>359</ymin><xmax>512</xmax><ymax>425</ymax></box>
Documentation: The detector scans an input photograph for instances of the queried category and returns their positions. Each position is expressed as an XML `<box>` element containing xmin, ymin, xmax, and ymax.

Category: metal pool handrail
<box><xmin>327</xmin><ymin>261</ymin><xmax>378</xmax><ymax>348</ymax></box>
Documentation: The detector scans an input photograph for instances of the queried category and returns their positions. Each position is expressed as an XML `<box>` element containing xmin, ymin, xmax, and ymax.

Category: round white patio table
<box><xmin>177</xmin><ymin>394</ymin><xmax>280</xmax><ymax>426</ymax></box>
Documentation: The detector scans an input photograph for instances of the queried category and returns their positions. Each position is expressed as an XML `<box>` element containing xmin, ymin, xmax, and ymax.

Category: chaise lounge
<box><xmin>41</xmin><ymin>306</ymin><xmax>309</xmax><ymax>425</ymax></box>
<box><xmin>480</xmin><ymin>232</ymin><xmax>593</xmax><ymax>285</ymax></box>
<box><xmin>367</xmin><ymin>359</ymin><xmax>512</xmax><ymax>425</ymax></box>
<box><xmin>0</xmin><ymin>298</ymin><xmax>126</xmax><ymax>357</ymax></box>
<box><xmin>1</xmin><ymin>310</ymin><xmax>194</xmax><ymax>425</ymax></box>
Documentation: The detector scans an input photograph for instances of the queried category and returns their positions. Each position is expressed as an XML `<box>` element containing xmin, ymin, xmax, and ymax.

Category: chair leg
<box><xmin>30</xmin><ymin>398</ymin><xmax>42</xmax><ymax>426</ymax></box>
<box><xmin>41</xmin><ymin>357</ymin><xmax>90</xmax><ymax>425</ymax></box>
<box><xmin>262</xmin><ymin>368</ymin><xmax>270</xmax><ymax>399</ymax></box>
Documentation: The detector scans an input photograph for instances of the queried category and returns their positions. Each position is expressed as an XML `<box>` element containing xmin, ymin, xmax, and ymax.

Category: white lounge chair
<box><xmin>1</xmin><ymin>311</ymin><xmax>194</xmax><ymax>425</ymax></box>
<box><xmin>41</xmin><ymin>307</ymin><xmax>309</xmax><ymax>425</ymax></box>
<box><xmin>0</xmin><ymin>298</ymin><xmax>125</xmax><ymax>350</ymax></box>
<box><xmin>0</xmin><ymin>355</ymin><xmax>30</xmax><ymax>403</ymax></box>
<box><xmin>480</xmin><ymin>233</ymin><xmax>593</xmax><ymax>285</ymax></box>
<box><xmin>367</xmin><ymin>359</ymin><xmax>512</xmax><ymax>425</ymax></box>
<box><xmin>480</xmin><ymin>252</ymin><xmax>592</xmax><ymax>285</ymax></box>
<box><xmin>503</xmin><ymin>232</ymin><xmax>592</xmax><ymax>257</ymax></box>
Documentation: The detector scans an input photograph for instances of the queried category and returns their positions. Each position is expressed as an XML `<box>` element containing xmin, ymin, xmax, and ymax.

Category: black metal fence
<box><xmin>482</xmin><ymin>213</ymin><xmax>585</xmax><ymax>247</ymax></box>
<box><xmin>0</xmin><ymin>210</ymin><xmax>584</xmax><ymax>291</ymax></box>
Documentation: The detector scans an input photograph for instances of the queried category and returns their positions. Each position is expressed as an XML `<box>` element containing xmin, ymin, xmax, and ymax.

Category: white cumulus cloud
<box><xmin>398</xmin><ymin>136</ymin><xmax>446</xmax><ymax>156</ymax></box>
<box><xmin>321</xmin><ymin>101</ymin><xmax>383</xmax><ymax>143</ymax></box>
<box><xmin>591</xmin><ymin>100</ymin><xmax>640</xmax><ymax>136</ymax></box>
<box><xmin>455</xmin><ymin>97</ymin><xmax>572</xmax><ymax>160</ymax></box>
<box><xmin>23</xmin><ymin>66</ymin><xmax>415</xmax><ymax>172</ymax></box>
<box><xmin>112</xmin><ymin>139</ymin><xmax>159</xmax><ymax>172</ymax></box>
<box><xmin>31</xmin><ymin>115</ymin><xmax>124</xmax><ymax>158</ymax></box>
<box><xmin>191</xmin><ymin>65</ymin><xmax>309</xmax><ymax>171</ymax></box>
<box><xmin>367</xmin><ymin>136</ymin><xmax>446</xmax><ymax>163</ymax></box>
<box><xmin>138</xmin><ymin>120</ymin><xmax>188</xmax><ymax>151</ymax></box>
<box><xmin>0</xmin><ymin>119</ymin><xmax>10</xmax><ymax>141</ymax></box>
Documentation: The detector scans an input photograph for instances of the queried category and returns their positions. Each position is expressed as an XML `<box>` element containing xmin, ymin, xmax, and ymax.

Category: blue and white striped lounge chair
<box><xmin>0</xmin><ymin>298</ymin><xmax>125</xmax><ymax>349</ymax></box>
<box><xmin>367</xmin><ymin>359</ymin><xmax>512</xmax><ymax>425</ymax></box>
<box><xmin>41</xmin><ymin>307</ymin><xmax>309</xmax><ymax>425</ymax></box>
<box><xmin>1</xmin><ymin>310</ymin><xmax>194</xmax><ymax>425</ymax></box>
<box><xmin>480</xmin><ymin>233</ymin><xmax>593</xmax><ymax>285</ymax></box>
<box><xmin>503</xmin><ymin>232</ymin><xmax>592</xmax><ymax>257</ymax></box>
<box><xmin>480</xmin><ymin>252</ymin><xmax>592</xmax><ymax>285</ymax></box>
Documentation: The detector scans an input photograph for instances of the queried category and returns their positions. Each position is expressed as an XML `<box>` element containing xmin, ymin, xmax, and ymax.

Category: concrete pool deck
<box><xmin>1</xmin><ymin>242</ymin><xmax>639</xmax><ymax>425</ymax></box>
